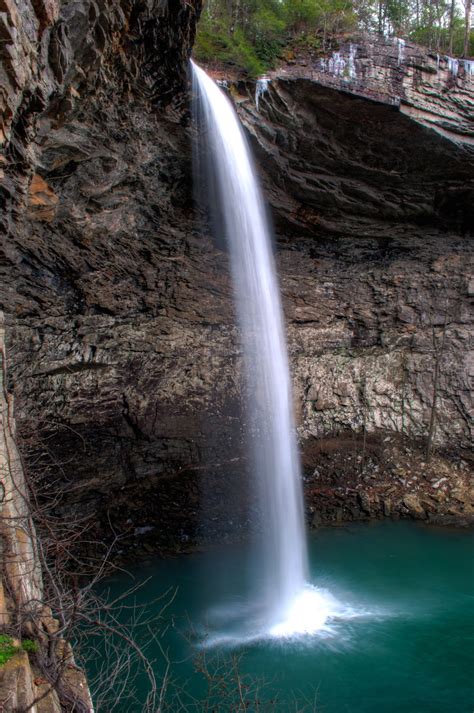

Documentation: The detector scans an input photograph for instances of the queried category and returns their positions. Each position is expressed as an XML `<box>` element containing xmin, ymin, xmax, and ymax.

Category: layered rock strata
<box><xmin>0</xmin><ymin>21</ymin><xmax>473</xmax><ymax>560</ymax></box>
<box><xmin>234</xmin><ymin>36</ymin><xmax>473</xmax><ymax>452</ymax></box>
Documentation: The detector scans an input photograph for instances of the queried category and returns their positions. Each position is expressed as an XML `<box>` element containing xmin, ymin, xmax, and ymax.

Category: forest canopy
<box><xmin>194</xmin><ymin>0</ymin><xmax>474</xmax><ymax>75</ymax></box>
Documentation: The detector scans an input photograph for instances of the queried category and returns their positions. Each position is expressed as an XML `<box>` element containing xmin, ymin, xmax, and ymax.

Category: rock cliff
<box><xmin>1</xmin><ymin>16</ymin><xmax>473</xmax><ymax>557</ymax></box>
<box><xmin>235</xmin><ymin>37</ymin><xmax>473</xmax><ymax>452</ymax></box>
<box><xmin>0</xmin><ymin>312</ymin><xmax>93</xmax><ymax>711</ymax></box>
<box><xmin>233</xmin><ymin>38</ymin><xmax>473</xmax><ymax>530</ymax></box>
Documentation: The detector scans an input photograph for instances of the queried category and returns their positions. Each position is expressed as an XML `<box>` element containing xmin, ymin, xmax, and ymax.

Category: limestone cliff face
<box><xmin>1</xmin><ymin>22</ymin><xmax>473</xmax><ymax>550</ymax></box>
<box><xmin>234</xmin><ymin>36</ymin><xmax>473</xmax><ymax>453</ymax></box>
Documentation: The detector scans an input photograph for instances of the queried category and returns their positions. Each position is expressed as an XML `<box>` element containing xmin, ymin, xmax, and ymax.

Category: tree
<box><xmin>194</xmin><ymin>0</ymin><xmax>473</xmax><ymax>75</ymax></box>
<box><xmin>463</xmin><ymin>0</ymin><xmax>472</xmax><ymax>55</ymax></box>
<box><xmin>448</xmin><ymin>0</ymin><xmax>456</xmax><ymax>53</ymax></box>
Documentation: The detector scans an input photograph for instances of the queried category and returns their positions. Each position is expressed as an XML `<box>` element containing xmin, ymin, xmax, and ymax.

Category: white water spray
<box><xmin>191</xmin><ymin>61</ymin><xmax>311</xmax><ymax>631</ymax></box>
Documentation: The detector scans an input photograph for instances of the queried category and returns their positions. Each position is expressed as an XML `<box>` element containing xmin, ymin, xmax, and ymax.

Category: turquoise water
<box><xmin>88</xmin><ymin>522</ymin><xmax>474</xmax><ymax>712</ymax></box>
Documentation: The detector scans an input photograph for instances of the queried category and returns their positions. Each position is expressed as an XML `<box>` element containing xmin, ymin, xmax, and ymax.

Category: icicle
<box><xmin>328</xmin><ymin>51</ymin><xmax>346</xmax><ymax>76</ymax></box>
<box><xmin>445</xmin><ymin>56</ymin><xmax>459</xmax><ymax>77</ymax></box>
<box><xmin>436</xmin><ymin>54</ymin><xmax>440</xmax><ymax>72</ymax></box>
<box><xmin>394</xmin><ymin>37</ymin><xmax>405</xmax><ymax>65</ymax></box>
<box><xmin>348</xmin><ymin>44</ymin><xmax>357</xmax><ymax>79</ymax></box>
<box><xmin>463</xmin><ymin>59</ymin><xmax>474</xmax><ymax>78</ymax></box>
<box><xmin>216</xmin><ymin>79</ymin><xmax>229</xmax><ymax>89</ymax></box>
<box><xmin>255</xmin><ymin>77</ymin><xmax>270</xmax><ymax>111</ymax></box>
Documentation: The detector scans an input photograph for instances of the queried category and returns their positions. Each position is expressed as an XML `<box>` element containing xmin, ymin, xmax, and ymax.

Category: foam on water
<box><xmin>201</xmin><ymin>584</ymin><xmax>384</xmax><ymax>649</ymax></box>
<box><xmin>270</xmin><ymin>586</ymin><xmax>349</xmax><ymax>637</ymax></box>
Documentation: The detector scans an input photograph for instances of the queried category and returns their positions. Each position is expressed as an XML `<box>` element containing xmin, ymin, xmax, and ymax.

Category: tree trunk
<box><xmin>448</xmin><ymin>0</ymin><xmax>455</xmax><ymax>54</ymax></box>
<box><xmin>426</xmin><ymin>0</ymin><xmax>434</xmax><ymax>49</ymax></box>
<box><xmin>463</xmin><ymin>0</ymin><xmax>472</xmax><ymax>56</ymax></box>
<box><xmin>226</xmin><ymin>0</ymin><xmax>233</xmax><ymax>34</ymax></box>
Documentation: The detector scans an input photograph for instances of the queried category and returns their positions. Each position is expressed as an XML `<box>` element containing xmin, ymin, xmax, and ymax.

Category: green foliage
<box><xmin>410</xmin><ymin>20</ymin><xmax>474</xmax><ymax>56</ymax></box>
<box><xmin>195</xmin><ymin>0</ymin><xmax>473</xmax><ymax>75</ymax></box>
<box><xmin>0</xmin><ymin>635</ymin><xmax>18</xmax><ymax>666</ymax></box>
<box><xmin>194</xmin><ymin>0</ymin><xmax>361</xmax><ymax>74</ymax></box>
<box><xmin>284</xmin><ymin>0</ymin><xmax>357</xmax><ymax>36</ymax></box>
<box><xmin>194</xmin><ymin>13</ymin><xmax>266</xmax><ymax>75</ymax></box>
<box><xmin>21</xmin><ymin>639</ymin><xmax>39</xmax><ymax>654</ymax></box>
<box><xmin>384</xmin><ymin>0</ymin><xmax>411</xmax><ymax>33</ymax></box>
<box><xmin>0</xmin><ymin>635</ymin><xmax>39</xmax><ymax>665</ymax></box>
<box><xmin>251</xmin><ymin>3</ymin><xmax>286</xmax><ymax>66</ymax></box>
<box><xmin>283</xmin><ymin>0</ymin><xmax>320</xmax><ymax>31</ymax></box>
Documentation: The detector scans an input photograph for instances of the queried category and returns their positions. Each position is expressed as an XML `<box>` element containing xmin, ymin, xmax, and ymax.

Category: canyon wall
<box><xmin>1</xmin><ymin>14</ymin><xmax>473</xmax><ymax>556</ymax></box>
<box><xmin>237</xmin><ymin>37</ymin><xmax>473</xmax><ymax>451</ymax></box>
<box><xmin>0</xmin><ymin>312</ymin><xmax>93</xmax><ymax>711</ymax></box>
<box><xmin>234</xmin><ymin>37</ymin><xmax>473</xmax><ymax>527</ymax></box>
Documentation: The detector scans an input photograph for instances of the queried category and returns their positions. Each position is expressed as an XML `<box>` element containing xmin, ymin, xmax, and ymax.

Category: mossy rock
<box><xmin>0</xmin><ymin>636</ymin><xmax>39</xmax><ymax>666</ymax></box>
<box><xmin>0</xmin><ymin>636</ymin><xmax>19</xmax><ymax>666</ymax></box>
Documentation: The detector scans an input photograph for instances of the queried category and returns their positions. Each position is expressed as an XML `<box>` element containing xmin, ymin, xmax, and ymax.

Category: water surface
<box><xmin>89</xmin><ymin>522</ymin><xmax>473</xmax><ymax>712</ymax></box>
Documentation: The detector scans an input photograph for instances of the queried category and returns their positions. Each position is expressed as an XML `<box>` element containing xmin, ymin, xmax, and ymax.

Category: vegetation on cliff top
<box><xmin>194</xmin><ymin>0</ymin><xmax>474</xmax><ymax>74</ymax></box>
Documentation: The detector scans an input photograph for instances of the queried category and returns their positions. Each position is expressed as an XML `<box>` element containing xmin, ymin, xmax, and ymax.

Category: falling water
<box><xmin>191</xmin><ymin>61</ymin><xmax>310</xmax><ymax>631</ymax></box>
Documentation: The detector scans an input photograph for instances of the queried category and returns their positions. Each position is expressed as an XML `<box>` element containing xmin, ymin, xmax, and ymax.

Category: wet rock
<box><xmin>349</xmin><ymin>506</ymin><xmax>362</xmax><ymax>520</ymax></box>
<box><xmin>234</xmin><ymin>43</ymin><xmax>473</xmax><ymax>453</ymax></box>
<box><xmin>303</xmin><ymin>434</ymin><xmax>472</xmax><ymax>530</ymax></box>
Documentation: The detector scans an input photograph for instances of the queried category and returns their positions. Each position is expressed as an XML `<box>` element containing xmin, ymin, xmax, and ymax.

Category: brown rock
<box><xmin>403</xmin><ymin>494</ymin><xmax>426</xmax><ymax>518</ymax></box>
<box><xmin>28</xmin><ymin>174</ymin><xmax>59</xmax><ymax>222</ymax></box>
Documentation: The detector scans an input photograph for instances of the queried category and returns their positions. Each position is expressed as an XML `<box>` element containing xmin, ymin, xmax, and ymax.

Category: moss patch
<box><xmin>0</xmin><ymin>635</ymin><xmax>39</xmax><ymax>665</ymax></box>
<box><xmin>0</xmin><ymin>635</ymin><xmax>19</xmax><ymax>666</ymax></box>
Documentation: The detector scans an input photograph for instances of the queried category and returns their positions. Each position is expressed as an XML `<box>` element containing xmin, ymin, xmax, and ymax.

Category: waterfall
<box><xmin>191</xmin><ymin>61</ymin><xmax>309</xmax><ymax>628</ymax></box>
